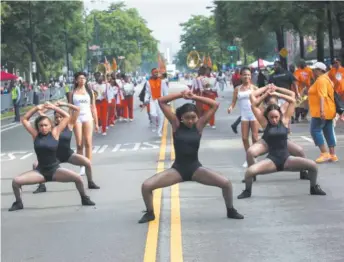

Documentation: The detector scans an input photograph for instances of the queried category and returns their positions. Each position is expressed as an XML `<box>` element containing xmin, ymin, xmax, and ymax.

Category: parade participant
<box><xmin>191</xmin><ymin>67</ymin><xmax>206</xmax><ymax>116</ymax></box>
<box><xmin>244</xmin><ymin>84</ymin><xmax>309</xmax><ymax>182</ymax></box>
<box><xmin>93</xmin><ymin>74</ymin><xmax>109</xmax><ymax>135</ymax></box>
<box><xmin>231</xmin><ymin>68</ymin><xmax>242</xmax><ymax>134</ymax></box>
<box><xmin>138</xmin><ymin>80</ymin><xmax>152</xmax><ymax>126</ymax></box>
<box><xmin>107</xmin><ymin>74</ymin><xmax>118</xmax><ymax>126</ymax></box>
<box><xmin>32</xmin><ymin>101</ymin><xmax>100</xmax><ymax>193</ymax></box>
<box><xmin>9</xmin><ymin>102</ymin><xmax>95</xmax><ymax>211</ymax></box>
<box><xmin>122</xmin><ymin>74</ymin><xmax>135</xmax><ymax>122</ymax></box>
<box><xmin>113</xmin><ymin>72</ymin><xmax>125</xmax><ymax>122</ymax></box>
<box><xmin>293</xmin><ymin>60</ymin><xmax>314</xmax><ymax>122</ymax></box>
<box><xmin>227</xmin><ymin>67</ymin><xmax>259</xmax><ymax>168</ymax></box>
<box><xmin>237</xmin><ymin>87</ymin><xmax>326</xmax><ymax>199</ymax></box>
<box><xmin>144</xmin><ymin>68</ymin><xmax>169</xmax><ymax>137</ymax></box>
<box><xmin>69</xmin><ymin>72</ymin><xmax>98</xmax><ymax>175</ymax></box>
<box><xmin>138</xmin><ymin>90</ymin><xmax>244</xmax><ymax>223</ymax></box>
<box><xmin>328</xmin><ymin>58</ymin><xmax>344</xmax><ymax>101</ymax></box>
<box><xmin>201</xmin><ymin>66</ymin><xmax>217</xmax><ymax>128</ymax></box>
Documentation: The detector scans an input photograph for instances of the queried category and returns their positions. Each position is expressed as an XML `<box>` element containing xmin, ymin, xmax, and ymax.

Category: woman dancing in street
<box><xmin>9</xmin><ymin>102</ymin><xmax>95</xmax><ymax>211</ymax></box>
<box><xmin>138</xmin><ymin>90</ymin><xmax>244</xmax><ymax>223</ymax></box>
<box><xmin>243</xmin><ymin>84</ymin><xmax>309</xmax><ymax>183</ymax></box>
<box><xmin>237</xmin><ymin>88</ymin><xmax>326</xmax><ymax>199</ymax></box>
<box><xmin>227</xmin><ymin>67</ymin><xmax>259</xmax><ymax>168</ymax></box>
<box><xmin>32</xmin><ymin>101</ymin><xmax>100</xmax><ymax>193</ymax></box>
<box><xmin>69</xmin><ymin>72</ymin><xmax>98</xmax><ymax>175</ymax></box>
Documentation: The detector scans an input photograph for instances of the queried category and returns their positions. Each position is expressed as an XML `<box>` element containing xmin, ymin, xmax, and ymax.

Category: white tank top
<box><xmin>73</xmin><ymin>93</ymin><xmax>91</xmax><ymax>116</ymax></box>
<box><xmin>237</xmin><ymin>88</ymin><xmax>252</xmax><ymax>114</ymax></box>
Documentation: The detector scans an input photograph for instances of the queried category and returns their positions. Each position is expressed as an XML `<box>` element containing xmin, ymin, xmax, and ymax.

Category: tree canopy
<box><xmin>1</xmin><ymin>1</ymin><xmax>158</xmax><ymax>82</ymax></box>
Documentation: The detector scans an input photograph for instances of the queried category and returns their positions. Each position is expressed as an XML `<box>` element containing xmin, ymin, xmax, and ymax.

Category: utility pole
<box><xmin>327</xmin><ymin>1</ymin><xmax>334</xmax><ymax>61</ymax></box>
<box><xmin>28</xmin><ymin>1</ymin><xmax>36</xmax><ymax>83</ymax></box>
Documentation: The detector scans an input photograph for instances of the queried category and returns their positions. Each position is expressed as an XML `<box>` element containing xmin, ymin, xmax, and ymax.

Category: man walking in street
<box><xmin>11</xmin><ymin>79</ymin><xmax>21</xmax><ymax>122</ymax></box>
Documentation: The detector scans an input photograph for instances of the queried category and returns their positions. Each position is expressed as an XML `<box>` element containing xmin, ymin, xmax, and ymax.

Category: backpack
<box><xmin>138</xmin><ymin>82</ymin><xmax>147</xmax><ymax>103</ymax></box>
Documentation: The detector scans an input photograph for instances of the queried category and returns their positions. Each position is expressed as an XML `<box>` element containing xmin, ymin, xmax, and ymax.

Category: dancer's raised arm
<box><xmin>158</xmin><ymin>92</ymin><xmax>184</xmax><ymax>130</ymax></box>
<box><xmin>22</xmin><ymin>105</ymin><xmax>44</xmax><ymax>139</ymax></box>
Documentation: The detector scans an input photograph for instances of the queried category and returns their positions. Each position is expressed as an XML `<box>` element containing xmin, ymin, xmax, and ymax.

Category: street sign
<box><xmin>31</xmin><ymin>62</ymin><xmax>36</xmax><ymax>73</ymax></box>
<box><xmin>227</xmin><ymin>46</ymin><xmax>237</xmax><ymax>51</ymax></box>
<box><xmin>279</xmin><ymin>48</ymin><xmax>288</xmax><ymax>58</ymax></box>
<box><xmin>92</xmin><ymin>51</ymin><xmax>102</xmax><ymax>56</ymax></box>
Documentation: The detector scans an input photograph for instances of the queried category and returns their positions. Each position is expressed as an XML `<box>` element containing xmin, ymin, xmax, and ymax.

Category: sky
<box><xmin>84</xmin><ymin>0</ymin><xmax>212</xmax><ymax>58</ymax></box>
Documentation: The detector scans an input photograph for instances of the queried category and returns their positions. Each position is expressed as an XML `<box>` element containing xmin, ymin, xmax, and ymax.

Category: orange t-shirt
<box><xmin>308</xmin><ymin>74</ymin><xmax>336</xmax><ymax>119</ymax></box>
<box><xmin>294</xmin><ymin>67</ymin><xmax>313</xmax><ymax>93</ymax></box>
<box><xmin>148</xmin><ymin>78</ymin><xmax>162</xmax><ymax>100</ymax></box>
<box><xmin>328</xmin><ymin>66</ymin><xmax>344</xmax><ymax>98</ymax></box>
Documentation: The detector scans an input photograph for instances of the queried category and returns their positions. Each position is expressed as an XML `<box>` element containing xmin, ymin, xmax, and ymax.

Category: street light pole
<box><xmin>64</xmin><ymin>16</ymin><xmax>70</xmax><ymax>80</ymax></box>
<box><xmin>28</xmin><ymin>1</ymin><xmax>36</xmax><ymax>83</ymax></box>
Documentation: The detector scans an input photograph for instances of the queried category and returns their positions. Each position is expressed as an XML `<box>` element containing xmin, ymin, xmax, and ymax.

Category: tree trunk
<box><xmin>275</xmin><ymin>26</ymin><xmax>286</xmax><ymax>69</ymax></box>
<box><xmin>335</xmin><ymin>12</ymin><xmax>344</xmax><ymax>62</ymax></box>
<box><xmin>299</xmin><ymin>33</ymin><xmax>305</xmax><ymax>59</ymax></box>
<box><xmin>316</xmin><ymin>9</ymin><xmax>325</xmax><ymax>62</ymax></box>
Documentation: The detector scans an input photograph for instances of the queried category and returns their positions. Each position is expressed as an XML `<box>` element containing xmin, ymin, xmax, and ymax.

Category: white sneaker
<box><xmin>102</xmin><ymin>132</ymin><xmax>107</xmax><ymax>136</ymax></box>
<box><xmin>158</xmin><ymin>131</ymin><xmax>162</xmax><ymax>137</ymax></box>
<box><xmin>129</xmin><ymin>119</ymin><xmax>133</xmax><ymax>122</ymax></box>
<box><xmin>152</xmin><ymin>129</ymin><xmax>157</xmax><ymax>133</ymax></box>
<box><xmin>79</xmin><ymin>166</ymin><xmax>85</xmax><ymax>176</ymax></box>
<box><xmin>242</xmin><ymin>161</ymin><xmax>248</xmax><ymax>168</ymax></box>
<box><xmin>211</xmin><ymin>125</ymin><xmax>216</xmax><ymax>129</ymax></box>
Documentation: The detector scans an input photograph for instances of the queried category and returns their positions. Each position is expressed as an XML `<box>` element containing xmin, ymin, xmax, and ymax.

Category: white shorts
<box><xmin>149</xmin><ymin>99</ymin><xmax>163</xmax><ymax>117</ymax></box>
<box><xmin>241</xmin><ymin>114</ymin><xmax>256</xmax><ymax>121</ymax></box>
<box><xmin>77</xmin><ymin>113</ymin><xmax>93</xmax><ymax>123</ymax></box>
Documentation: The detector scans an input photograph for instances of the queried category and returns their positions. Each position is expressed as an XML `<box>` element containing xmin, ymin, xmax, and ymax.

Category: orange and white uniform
<box><xmin>201</xmin><ymin>75</ymin><xmax>218</xmax><ymax>128</ymax></box>
<box><xmin>115</xmin><ymin>79</ymin><xmax>125</xmax><ymax>120</ymax></box>
<box><xmin>192</xmin><ymin>76</ymin><xmax>204</xmax><ymax>116</ymax></box>
<box><xmin>328</xmin><ymin>66</ymin><xmax>344</xmax><ymax>100</ymax></box>
<box><xmin>144</xmin><ymin>77</ymin><xmax>168</xmax><ymax>136</ymax></box>
<box><xmin>93</xmin><ymin>81</ymin><xmax>109</xmax><ymax>134</ymax></box>
<box><xmin>107</xmin><ymin>83</ymin><xmax>118</xmax><ymax>126</ymax></box>
<box><xmin>122</xmin><ymin>81</ymin><xmax>135</xmax><ymax>121</ymax></box>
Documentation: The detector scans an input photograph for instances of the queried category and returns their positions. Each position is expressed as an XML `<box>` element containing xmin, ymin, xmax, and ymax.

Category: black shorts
<box><xmin>57</xmin><ymin>150</ymin><xmax>74</xmax><ymax>163</ymax></box>
<box><xmin>172</xmin><ymin>161</ymin><xmax>202</xmax><ymax>181</ymax></box>
<box><xmin>35</xmin><ymin>164</ymin><xmax>60</xmax><ymax>182</ymax></box>
<box><xmin>267</xmin><ymin>152</ymin><xmax>290</xmax><ymax>171</ymax></box>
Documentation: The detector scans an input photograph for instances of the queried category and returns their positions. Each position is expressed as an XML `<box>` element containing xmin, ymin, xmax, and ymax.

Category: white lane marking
<box><xmin>140</xmin><ymin>141</ymin><xmax>160</xmax><ymax>150</ymax></box>
<box><xmin>301</xmin><ymin>136</ymin><xmax>313</xmax><ymax>143</ymax></box>
<box><xmin>120</xmin><ymin>143</ymin><xmax>141</xmax><ymax>152</ymax></box>
<box><xmin>20</xmin><ymin>153</ymin><xmax>33</xmax><ymax>160</ymax></box>
<box><xmin>92</xmin><ymin>146</ymin><xmax>100</xmax><ymax>153</ymax></box>
<box><xmin>0</xmin><ymin>151</ymin><xmax>28</xmax><ymax>162</ymax></box>
<box><xmin>98</xmin><ymin>145</ymin><xmax>108</xmax><ymax>153</ymax></box>
<box><xmin>112</xmin><ymin>144</ymin><xmax>121</xmax><ymax>152</ymax></box>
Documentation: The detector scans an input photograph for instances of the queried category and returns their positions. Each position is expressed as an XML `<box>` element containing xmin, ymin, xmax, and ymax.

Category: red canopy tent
<box><xmin>0</xmin><ymin>71</ymin><xmax>18</xmax><ymax>81</ymax></box>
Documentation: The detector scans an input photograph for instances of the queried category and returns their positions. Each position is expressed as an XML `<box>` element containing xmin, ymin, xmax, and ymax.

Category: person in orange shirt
<box><xmin>144</xmin><ymin>68</ymin><xmax>169</xmax><ymax>137</ymax></box>
<box><xmin>308</xmin><ymin>62</ymin><xmax>338</xmax><ymax>163</ymax></box>
<box><xmin>293</xmin><ymin>60</ymin><xmax>314</xmax><ymax>122</ymax></box>
<box><xmin>328</xmin><ymin>58</ymin><xmax>344</xmax><ymax>101</ymax></box>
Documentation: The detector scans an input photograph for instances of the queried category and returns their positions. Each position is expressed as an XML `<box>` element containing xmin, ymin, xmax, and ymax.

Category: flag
<box><xmin>104</xmin><ymin>56</ymin><xmax>111</xmax><ymax>73</ymax></box>
<box><xmin>112</xmin><ymin>58</ymin><xmax>118</xmax><ymax>71</ymax></box>
<box><xmin>206</xmin><ymin>56</ymin><xmax>212</xmax><ymax>68</ymax></box>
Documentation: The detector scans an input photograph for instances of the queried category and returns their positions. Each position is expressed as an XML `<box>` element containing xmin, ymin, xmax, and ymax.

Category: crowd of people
<box><xmin>6</xmin><ymin>60</ymin><xmax>344</xmax><ymax>225</ymax></box>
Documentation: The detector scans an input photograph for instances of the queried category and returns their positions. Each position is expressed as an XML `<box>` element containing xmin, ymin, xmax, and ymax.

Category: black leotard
<box><xmin>34</xmin><ymin>132</ymin><xmax>60</xmax><ymax>181</ymax></box>
<box><xmin>56</xmin><ymin>127</ymin><xmax>74</xmax><ymax>163</ymax></box>
<box><xmin>262</xmin><ymin>122</ymin><xmax>290</xmax><ymax>171</ymax></box>
<box><xmin>172</xmin><ymin>123</ymin><xmax>202</xmax><ymax>181</ymax></box>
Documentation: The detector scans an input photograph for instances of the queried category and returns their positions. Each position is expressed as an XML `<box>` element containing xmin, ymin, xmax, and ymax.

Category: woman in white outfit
<box><xmin>69</xmin><ymin>72</ymin><xmax>98</xmax><ymax>175</ymax></box>
<box><xmin>227</xmin><ymin>67</ymin><xmax>259</xmax><ymax>167</ymax></box>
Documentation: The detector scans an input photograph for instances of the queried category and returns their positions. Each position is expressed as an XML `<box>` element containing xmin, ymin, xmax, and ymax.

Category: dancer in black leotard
<box><xmin>139</xmin><ymin>90</ymin><xmax>244</xmax><ymax>223</ymax></box>
<box><xmin>8</xmin><ymin>102</ymin><xmax>95</xmax><ymax>211</ymax></box>
<box><xmin>237</xmin><ymin>87</ymin><xmax>326</xmax><ymax>199</ymax></box>
<box><xmin>32</xmin><ymin>101</ymin><xmax>100</xmax><ymax>193</ymax></box>
<box><xmin>242</xmin><ymin>84</ymin><xmax>309</xmax><ymax>183</ymax></box>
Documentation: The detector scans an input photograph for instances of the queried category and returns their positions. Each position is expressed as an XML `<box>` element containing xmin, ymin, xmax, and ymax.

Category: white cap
<box><xmin>311</xmin><ymin>62</ymin><xmax>327</xmax><ymax>71</ymax></box>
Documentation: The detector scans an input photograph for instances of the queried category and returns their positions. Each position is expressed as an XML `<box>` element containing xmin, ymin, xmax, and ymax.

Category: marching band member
<box><xmin>93</xmin><ymin>74</ymin><xmax>109</xmax><ymax>135</ymax></box>
<box><xmin>107</xmin><ymin>74</ymin><xmax>118</xmax><ymax>127</ymax></box>
<box><xmin>114</xmin><ymin>73</ymin><xmax>125</xmax><ymax>121</ymax></box>
<box><xmin>201</xmin><ymin>66</ymin><xmax>218</xmax><ymax>128</ymax></box>
<box><xmin>192</xmin><ymin>67</ymin><xmax>206</xmax><ymax>116</ymax></box>
<box><xmin>122</xmin><ymin>74</ymin><xmax>135</xmax><ymax>122</ymax></box>
<box><xmin>144</xmin><ymin>68</ymin><xmax>169</xmax><ymax>137</ymax></box>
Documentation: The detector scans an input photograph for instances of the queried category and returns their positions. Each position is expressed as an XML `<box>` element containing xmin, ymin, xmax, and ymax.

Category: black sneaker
<box><xmin>81</xmin><ymin>196</ymin><xmax>96</xmax><ymax>206</ymax></box>
<box><xmin>300</xmin><ymin>170</ymin><xmax>309</xmax><ymax>180</ymax></box>
<box><xmin>138</xmin><ymin>210</ymin><xmax>155</xmax><ymax>224</ymax></box>
<box><xmin>310</xmin><ymin>185</ymin><xmax>326</xmax><ymax>196</ymax></box>
<box><xmin>33</xmin><ymin>183</ymin><xmax>47</xmax><ymax>194</ymax></box>
<box><xmin>88</xmin><ymin>181</ymin><xmax>100</xmax><ymax>189</ymax></box>
<box><xmin>8</xmin><ymin>201</ymin><xmax>24</xmax><ymax>212</ymax></box>
<box><xmin>237</xmin><ymin>189</ymin><xmax>251</xmax><ymax>199</ymax></box>
<box><xmin>227</xmin><ymin>207</ymin><xmax>244</xmax><ymax>219</ymax></box>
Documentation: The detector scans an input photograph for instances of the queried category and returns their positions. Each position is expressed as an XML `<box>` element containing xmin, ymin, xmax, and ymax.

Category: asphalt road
<box><xmin>2</xmin><ymin>82</ymin><xmax>344</xmax><ymax>262</ymax></box>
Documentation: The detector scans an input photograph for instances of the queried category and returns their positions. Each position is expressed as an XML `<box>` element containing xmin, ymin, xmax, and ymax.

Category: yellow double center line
<box><xmin>143</xmin><ymin>106</ymin><xmax>183</xmax><ymax>262</ymax></box>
